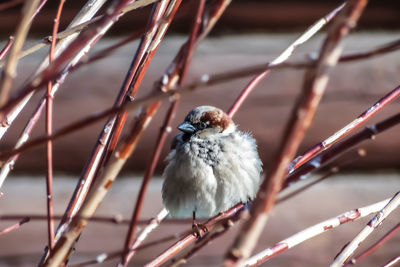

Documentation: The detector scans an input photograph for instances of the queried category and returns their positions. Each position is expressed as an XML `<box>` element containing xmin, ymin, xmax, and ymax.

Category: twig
<box><xmin>0</xmin><ymin>0</ymin><xmax>41</xmax><ymax>106</ymax></box>
<box><xmin>284</xmin><ymin>112</ymin><xmax>400</xmax><ymax>188</ymax></box>
<box><xmin>244</xmin><ymin>198</ymin><xmax>391</xmax><ymax>267</ymax></box>
<box><xmin>0</xmin><ymin>36</ymin><xmax>14</xmax><ymax>61</ymax></box>
<box><xmin>340</xmin><ymin>38</ymin><xmax>400</xmax><ymax>62</ymax></box>
<box><xmin>121</xmin><ymin>209</ymin><xmax>170</xmax><ymax>266</ymax></box>
<box><xmin>345</xmin><ymin>223</ymin><xmax>400</xmax><ymax>266</ymax></box>
<box><xmin>331</xmin><ymin>192</ymin><xmax>400</xmax><ymax>267</ymax></box>
<box><xmin>145</xmin><ymin>203</ymin><xmax>245</xmax><ymax>267</ymax></box>
<box><xmin>225</xmin><ymin>1</ymin><xmax>368</xmax><ymax>265</ymax></box>
<box><xmin>0</xmin><ymin>214</ymin><xmax>193</xmax><ymax>225</ymax></box>
<box><xmin>167</xmin><ymin>218</ymin><xmax>236</xmax><ymax>267</ymax></box>
<box><xmin>0</xmin><ymin>217</ymin><xmax>30</xmax><ymax>236</ymax></box>
<box><xmin>227</xmin><ymin>2</ymin><xmax>346</xmax><ymax>118</ymax></box>
<box><xmin>289</xmin><ymin>85</ymin><xmax>400</xmax><ymax>173</ymax></box>
<box><xmin>381</xmin><ymin>256</ymin><xmax>400</xmax><ymax>267</ymax></box>
<box><xmin>44</xmin><ymin>0</ymin><xmax>65</xmax><ymax>253</ymax></box>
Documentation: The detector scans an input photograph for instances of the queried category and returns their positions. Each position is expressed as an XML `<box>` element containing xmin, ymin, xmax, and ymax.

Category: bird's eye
<box><xmin>196</xmin><ymin>122</ymin><xmax>207</xmax><ymax>130</ymax></box>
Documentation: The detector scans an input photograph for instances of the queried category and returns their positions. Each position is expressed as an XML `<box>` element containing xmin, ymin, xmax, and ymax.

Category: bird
<box><xmin>161</xmin><ymin>106</ymin><xmax>263</xmax><ymax>237</ymax></box>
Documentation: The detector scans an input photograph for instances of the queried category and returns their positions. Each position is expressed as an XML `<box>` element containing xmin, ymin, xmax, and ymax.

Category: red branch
<box><xmin>290</xmin><ymin>85</ymin><xmax>400</xmax><ymax>172</ymax></box>
<box><xmin>0</xmin><ymin>36</ymin><xmax>14</xmax><ymax>61</ymax></box>
<box><xmin>0</xmin><ymin>217</ymin><xmax>29</xmax><ymax>236</ymax></box>
<box><xmin>345</xmin><ymin>223</ymin><xmax>400</xmax><ymax>266</ymax></box>
<box><xmin>44</xmin><ymin>0</ymin><xmax>65</xmax><ymax>253</ymax></box>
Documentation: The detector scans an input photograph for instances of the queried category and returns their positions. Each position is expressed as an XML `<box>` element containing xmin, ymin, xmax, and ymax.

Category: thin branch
<box><xmin>225</xmin><ymin>1</ymin><xmax>368</xmax><ymax>265</ymax></box>
<box><xmin>44</xmin><ymin>0</ymin><xmax>65</xmax><ymax>253</ymax></box>
<box><xmin>0</xmin><ymin>36</ymin><xmax>14</xmax><ymax>61</ymax></box>
<box><xmin>145</xmin><ymin>203</ymin><xmax>245</xmax><ymax>267</ymax></box>
<box><xmin>381</xmin><ymin>256</ymin><xmax>400</xmax><ymax>267</ymax></box>
<box><xmin>0</xmin><ymin>0</ymin><xmax>41</xmax><ymax>106</ymax></box>
<box><xmin>121</xmin><ymin>209</ymin><xmax>170</xmax><ymax>266</ymax></box>
<box><xmin>244</xmin><ymin>198</ymin><xmax>391</xmax><ymax>267</ymax></box>
<box><xmin>167</xmin><ymin>218</ymin><xmax>236</xmax><ymax>267</ymax></box>
<box><xmin>331</xmin><ymin>192</ymin><xmax>400</xmax><ymax>266</ymax></box>
<box><xmin>345</xmin><ymin>223</ymin><xmax>400</xmax><ymax>266</ymax></box>
<box><xmin>0</xmin><ymin>214</ymin><xmax>192</xmax><ymax>225</ymax></box>
<box><xmin>284</xmin><ymin>112</ymin><xmax>400</xmax><ymax>188</ymax></box>
<box><xmin>289</xmin><ymin>85</ymin><xmax>400</xmax><ymax>173</ymax></box>
<box><xmin>0</xmin><ymin>217</ymin><xmax>30</xmax><ymax>236</ymax></box>
<box><xmin>227</xmin><ymin>2</ymin><xmax>346</xmax><ymax>118</ymax></box>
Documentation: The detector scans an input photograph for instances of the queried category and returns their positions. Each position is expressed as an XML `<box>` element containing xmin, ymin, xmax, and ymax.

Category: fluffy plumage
<box><xmin>162</xmin><ymin>106</ymin><xmax>263</xmax><ymax>218</ymax></box>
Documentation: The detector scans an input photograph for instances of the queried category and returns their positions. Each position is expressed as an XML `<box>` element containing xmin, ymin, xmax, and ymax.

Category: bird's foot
<box><xmin>192</xmin><ymin>222</ymin><xmax>208</xmax><ymax>238</ymax></box>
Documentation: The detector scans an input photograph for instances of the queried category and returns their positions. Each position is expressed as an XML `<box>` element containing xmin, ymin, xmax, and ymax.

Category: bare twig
<box><xmin>0</xmin><ymin>213</ymin><xmax>192</xmax><ymax>225</ymax></box>
<box><xmin>244</xmin><ymin>198</ymin><xmax>391</xmax><ymax>267</ymax></box>
<box><xmin>122</xmin><ymin>209</ymin><xmax>170</xmax><ymax>265</ymax></box>
<box><xmin>44</xmin><ymin>0</ymin><xmax>65</xmax><ymax>253</ymax></box>
<box><xmin>145</xmin><ymin>203</ymin><xmax>245</xmax><ymax>267</ymax></box>
<box><xmin>381</xmin><ymin>256</ymin><xmax>400</xmax><ymax>267</ymax></box>
<box><xmin>345</xmin><ymin>223</ymin><xmax>400</xmax><ymax>266</ymax></box>
<box><xmin>225</xmin><ymin>1</ymin><xmax>368</xmax><ymax>265</ymax></box>
<box><xmin>290</xmin><ymin>85</ymin><xmax>400</xmax><ymax>172</ymax></box>
<box><xmin>0</xmin><ymin>36</ymin><xmax>14</xmax><ymax>61</ymax></box>
<box><xmin>331</xmin><ymin>191</ymin><xmax>400</xmax><ymax>267</ymax></box>
<box><xmin>227</xmin><ymin>2</ymin><xmax>345</xmax><ymax>118</ymax></box>
<box><xmin>284</xmin><ymin>112</ymin><xmax>400</xmax><ymax>188</ymax></box>
<box><xmin>167</xmin><ymin>219</ymin><xmax>236</xmax><ymax>267</ymax></box>
<box><xmin>0</xmin><ymin>217</ymin><xmax>30</xmax><ymax>236</ymax></box>
<box><xmin>0</xmin><ymin>0</ymin><xmax>41</xmax><ymax>106</ymax></box>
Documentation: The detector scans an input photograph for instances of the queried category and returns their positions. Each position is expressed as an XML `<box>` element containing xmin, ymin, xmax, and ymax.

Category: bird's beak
<box><xmin>177</xmin><ymin>121</ymin><xmax>196</xmax><ymax>134</ymax></box>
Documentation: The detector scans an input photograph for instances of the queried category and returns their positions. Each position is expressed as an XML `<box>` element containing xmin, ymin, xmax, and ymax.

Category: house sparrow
<box><xmin>162</xmin><ymin>106</ymin><xmax>263</xmax><ymax>236</ymax></box>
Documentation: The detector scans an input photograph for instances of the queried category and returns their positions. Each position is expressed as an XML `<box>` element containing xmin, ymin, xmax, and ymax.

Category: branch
<box><xmin>227</xmin><ymin>2</ymin><xmax>346</xmax><ymax>117</ymax></box>
<box><xmin>0</xmin><ymin>217</ymin><xmax>30</xmax><ymax>236</ymax></box>
<box><xmin>284</xmin><ymin>112</ymin><xmax>400</xmax><ymax>188</ymax></box>
<box><xmin>44</xmin><ymin>0</ymin><xmax>66</xmax><ymax>253</ymax></box>
<box><xmin>244</xmin><ymin>198</ymin><xmax>391</xmax><ymax>266</ymax></box>
<box><xmin>331</xmin><ymin>191</ymin><xmax>400</xmax><ymax>267</ymax></box>
<box><xmin>0</xmin><ymin>36</ymin><xmax>14</xmax><ymax>61</ymax></box>
<box><xmin>381</xmin><ymin>256</ymin><xmax>400</xmax><ymax>267</ymax></box>
<box><xmin>145</xmin><ymin>203</ymin><xmax>245</xmax><ymax>267</ymax></box>
<box><xmin>289</xmin><ymin>85</ymin><xmax>400</xmax><ymax>173</ymax></box>
<box><xmin>344</xmin><ymin>223</ymin><xmax>400</xmax><ymax>266</ymax></box>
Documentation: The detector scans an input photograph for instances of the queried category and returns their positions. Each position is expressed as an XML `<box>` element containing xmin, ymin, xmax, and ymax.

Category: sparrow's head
<box><xmin>177</xmin><ymin>106</ymin><xmax>235</xmax><ymax>139</ymax></box>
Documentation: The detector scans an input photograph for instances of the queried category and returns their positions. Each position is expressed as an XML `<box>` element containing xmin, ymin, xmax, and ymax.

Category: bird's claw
<box><xmin>192</xmin><ymin>222</ymin><xmax>208</xmax><ymax>238</ymax></box>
